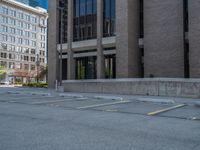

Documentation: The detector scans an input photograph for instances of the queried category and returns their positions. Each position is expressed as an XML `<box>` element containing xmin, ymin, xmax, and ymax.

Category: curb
<box><xmin>59</xmin><ymin>93</ymin><xmax>84</xmax><ymax>98</ymax></box>
<box><xmin>30</xmin><ymin>92</ymin><xmax>51</xmax><ymax>97</ymax></box>
<box><xmin>93</xmin><ymin>96</ymin><xmax>123</xmax><ymax>101</ymax></box>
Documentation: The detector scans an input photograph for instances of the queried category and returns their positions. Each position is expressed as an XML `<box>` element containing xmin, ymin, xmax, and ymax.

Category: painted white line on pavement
<box><xmin>0</xmin><ymin>96</ymin><xmax>51</xmax><ymax>101</ymax></box>
<box><xmin>30</xmin><ymin>100</ymin><xmax>66</xmax><ymax>105</ymax></box>
<box><xmin>77</xmin><ymin>100</ymin><xmax>130</xmax><ymax>109</ymax></box>
<box><xmin>148</xmin><ymin>104</ymin><xmax>186</xmax><ymax>116</ymax></box>
<box><xmin>136</xmin><ymin>98</ymin><xmax>175</xmax><ymax>104</ymax></box>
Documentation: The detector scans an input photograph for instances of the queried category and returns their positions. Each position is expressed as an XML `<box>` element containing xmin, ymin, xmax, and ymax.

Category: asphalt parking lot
<box><xmin>0</xmin><ymin>87</ymin><xmax>200</xmax><ymax>150</ymax></box>
<box><xmin>0</xmin><ymin>89</ymin><xmax>199</xmax><ymax>121</ymax></box>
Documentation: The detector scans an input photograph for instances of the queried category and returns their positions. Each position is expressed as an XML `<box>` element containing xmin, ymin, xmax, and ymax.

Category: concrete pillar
<box><xmin>67</xmin><ymin>0</ymin><xmax>75</xmax><ymax>80</ymax></box>
<box><xmin>188</xmin><ymin>0</ymin><xmax>200</xmax><ymax>77</ymax></box>
<box><xmin>97</xmin><ymin>0</ymin><xmax>105</xmax><ymax>79</ymax></box>
<box><xmin>143</xmin><ymin>0</ymin><xmax>184</xmax><ymax>78</ymax></box>
<box><xmin>48</xmin><ymin>0</ymin><xmax>59</xmax><ymax>88</ymax></box>
<box><xmin>116</xmin><ymin>0</ymin><xmax>140</xmax><ymax>78</ymax></box>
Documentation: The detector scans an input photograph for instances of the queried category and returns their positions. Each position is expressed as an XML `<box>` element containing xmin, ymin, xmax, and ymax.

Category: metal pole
<box><xmin>36</xmin><ymin>54</ymin><xmax>39</xmax><ymax>83</ymax></box>
<box><xmin>60</xmin><ymin>8</ymin><xmax>63</xmax><ymax>86</ymax></box>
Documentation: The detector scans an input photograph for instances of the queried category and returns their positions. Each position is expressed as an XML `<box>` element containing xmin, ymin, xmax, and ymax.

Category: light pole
<box><xmin>36</xmin><ymin>54</ymin><xmax>40</xmax><ymax>83</ymax></box>
<box><xmin>57</xmin><ymin>5</ymin><xmax>64</xmax><ymax>86</ymax></box>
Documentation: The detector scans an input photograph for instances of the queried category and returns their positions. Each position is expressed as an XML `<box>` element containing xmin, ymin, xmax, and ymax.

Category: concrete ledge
<box><xmin>63</xmin><ymin>78</ymin><xmax>200</xmax><ymax>99</ymax></box>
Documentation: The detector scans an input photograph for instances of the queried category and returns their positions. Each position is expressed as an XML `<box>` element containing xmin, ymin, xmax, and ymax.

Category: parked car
<box><xmin>0</xmin><ymin>80</ymin><xmax>10</xmax><ymax>85</ymax></box>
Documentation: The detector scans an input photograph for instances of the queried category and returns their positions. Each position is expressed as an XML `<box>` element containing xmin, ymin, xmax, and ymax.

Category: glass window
<box><xmin>31</xmin><ymin>49</ymin><xmax>36</xmax><ymax>54</ymax></box>
<box><xmin>31</xmin><ymin>65</ymin><xmax>35</xmax><ymax>70</ymax></box>
<box><xmin>3</xmin><ymin>16</ymin><xmax>8</xmax><ymax>23</ymax></box>
<box><xmin>80</xmin><ymin>0</ymin><xmax>86</xmax><ymax>16</ymax></box>
<box><xmin>58</xmin><ymin>0</ymin><xmax>68</xmax><ymax>44</ymax></box>
<box><xmin>73</xmin><ymin>0</ymin><xmax>97</xmax><ymax>41</ymax></box>
<box><xmin>24</xmin><ymin>64</ymin><xmax>29</xmax><ymax>70</ymax></box>
<box><xmin>105</xmin><ymin>54</ymin><xmax>116</xmax><ymax>78</ymax></box>
<box><xmin>75</xmin><ymin>56</ymin><xmax>97</xmax><ymax>79</ymax></box>
<box><xmin>103</xmin><ymin>0</ymin><xmax>116</xmax><ymax>37</ymax></box>
<box><xmin>2</xmin><ymin>7</ymin><xmax>8</xmax><ymax>14</ymax></box>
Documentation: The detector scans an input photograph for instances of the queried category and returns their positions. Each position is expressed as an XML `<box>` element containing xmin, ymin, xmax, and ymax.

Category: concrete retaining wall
<box><xmin>63</xmin><ymin>78</ymin><xmax>200</xmax><ymax>98</ymax></box>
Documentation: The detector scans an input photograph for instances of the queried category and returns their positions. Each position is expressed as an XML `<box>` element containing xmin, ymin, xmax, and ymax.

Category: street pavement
<box><xmin>0</xmin><ymin>87</ymin><xmax>200</xmax><ymax>150</ymax></box>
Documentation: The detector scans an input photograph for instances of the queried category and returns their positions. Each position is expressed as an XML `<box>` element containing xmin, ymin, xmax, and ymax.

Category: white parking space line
<box><xmin>148</xmin><ymin>104</ymin><xmax>186</xmax><ymax>116</ymax></box>
<box><xmin>29</xmin><ymin>97</ymin><xmax>80</xmax><ymax>105</ymax></box>
<box><xmin>136</xmin><ymin>98</ymin><xmax>175</xmax><ymax>104</ymax></box>
<box><xmin>77</xmin><ymin>100</ymin><xmax>130</xmax><ymax>109</ymax></box>
<box><xmin>30</xmin><ymin>100</ymin><xmax>67</xmax><ymax>105</ymax></box>
<box><xmin>0</xmin><ymin>96</ymin><xmax>45</xmax><ymax>101</ymax></box>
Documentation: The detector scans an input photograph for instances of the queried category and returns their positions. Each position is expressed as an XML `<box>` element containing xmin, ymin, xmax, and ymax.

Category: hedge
<box><xmin>23</xmin><ymin>83</ymin><xmax>48</xmax><ymax>88</ymax></box>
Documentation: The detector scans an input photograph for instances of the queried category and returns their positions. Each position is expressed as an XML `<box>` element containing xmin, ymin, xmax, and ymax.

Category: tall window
<box><xmin>103</xmin><ymin>0</ymin><xmax>116</xmax><ymax>37</ymax></box>
<box><xmin>58</xmin><ymin>0</ymin><xmax>68</xmax><ymax>44</ymax></box>
<box><xmin>105</xmin><ymin>54</ymin><xmax>116</xmax><ymax>78</ymax></box>
<box><xmin>75</xmin><ymin>56</ymin><xmax>97</xmax><ymax>79</ymax></box>
<box><xmin>73</xmin><ymin>0</ymin><xmax>97</xmax><ymax>41</ymax></box>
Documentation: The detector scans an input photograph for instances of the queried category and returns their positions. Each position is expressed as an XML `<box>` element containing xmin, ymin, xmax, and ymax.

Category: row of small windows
<box><xmin>1</xmin><ymin>6</ymin><xmax>38</xmax><ymax>24</ymax></box>
<box><xmin>1</xmin><ymin>26</ymin><xmax>45</xmax><ymax>39</ymax></box>
<box><xmin>1</xmin><ymin>52</ymin><xmax>33</xmax><ymax>62</ymax></box>
<box><xmin>1</xmin><ymin>16</ymin><xmax>37</xmax><ymax>31</ymax></box>
<box><xmin>0</xmin><ymin>52</ymin><xmax>45</xmax><ymax>63</ymax></box>
<box><xmin>0</xmin><ymin>44</ymin><xmax>46</xmax><ymax>57</ymax></box>
<box><xmin>1</xmin><ymin>36</ymin><xmax>45</xmax><ymax>48</ymax></box>
<box><xmin>0</xmin><ymin>61</ymin><xmax>39</xmax><ymax>71</ymax></box>
<box><xmin>1</xmin><ymin>35</ymin><xmax>37</xmax><ymax>47</ymax></box>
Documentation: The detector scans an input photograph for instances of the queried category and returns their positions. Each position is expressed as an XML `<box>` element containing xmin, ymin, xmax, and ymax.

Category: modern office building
<box><xmin>0</xmin><ymin>0</ymin><xmax>48</xmax><ymax>83</ymax></box>
<box><xmin>16</xmin><ymin>0</ymin><xmax>48</xmax><ymax>9</ymax></box>
<box><xmin>48</xmin><ymin>0</ymin><xmax>200</xmax><ymax>88</ymax></box>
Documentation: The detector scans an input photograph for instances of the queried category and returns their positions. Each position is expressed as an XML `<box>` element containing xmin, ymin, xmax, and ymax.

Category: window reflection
<box><xmin>75</xmin><ymin>56</ymin><xmax>97</xmax><ymax>79</ymax></box>
<box><xmin>74</xmin><ymin>0</ymin><xmax>97</xmax><ymax>41</ymax></box>
<box><xmin>103</xmin><ymin>0</ymin><xmax>116</xmax><ymax>37</ymax></box>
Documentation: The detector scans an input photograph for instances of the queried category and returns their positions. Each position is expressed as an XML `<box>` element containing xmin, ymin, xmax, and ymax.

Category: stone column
<box><xmin>67</xmin><ymin>0</ymin><xmax>75</xmax><ymax>80</ymax></box>
<box><xmin>188</xmin><ymin>0</ymin><xmax>200</xmax><ymax>77</ymax></box>
<box><xmin>143</xmin><ymin>0</ymin><xmax>184</xmax><ymax>77</ymax></box>
<box><xmin>48</xmin><ymin>0</ymin><xmax>59</xmax><ymax>88</ymax></box>
<box><xmin>116</xmin><ymin>0</ymin><xmax>140</xmax><ymax>78</ymax></box>
<box><xmin>97</xmin><ymin>0</ymin><xmax>105</xmax><ymax>79</ymax></box>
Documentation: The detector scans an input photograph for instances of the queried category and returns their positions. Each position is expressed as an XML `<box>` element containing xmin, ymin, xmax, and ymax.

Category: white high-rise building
<box><xmin>0</xmin><ymin>0</ymin><xmax>48</xmax><ymax>83</ymax></box>
<box><xmin>16</xmin><ymin>0</ymin><xmax>29</xmax><ymax>5</ymax></box>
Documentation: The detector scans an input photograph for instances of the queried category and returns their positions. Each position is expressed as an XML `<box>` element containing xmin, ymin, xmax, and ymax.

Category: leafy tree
<box><xmin>0</xmin><ymin>66</ymin><xmax>6</xmax><ymax>81</ymax></box>
<box><xmin>35</xmin><ymin>65</ymin><xmax>47</xmax><ymax>82</ymax></box>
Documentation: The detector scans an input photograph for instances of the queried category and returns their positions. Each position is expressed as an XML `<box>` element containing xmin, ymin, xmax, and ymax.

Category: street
<box><xmin>0</xmin><ymin>87</ymin><xmax>200</xmax><ymax>150</ymax></box>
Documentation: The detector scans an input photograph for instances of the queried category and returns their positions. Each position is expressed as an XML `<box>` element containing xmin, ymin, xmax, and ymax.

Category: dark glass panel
<box><xmin>75</xmin><ymin>56</ymin><xmax>97</xmax><ymax>79</ymax></box>
<box><xmin>103</xmin><ymin>0</ymin><xmax>116</xmax><ymax>37</ymax></box>
<box><xmin>73</xmin><ymin>0</ymin><xmax>97</xmax><ymax>41</ymax></box>
<box><xmin>62</xmin><ymin>58</ymin><xmax>67</xmax><ymax>80</ymax></box>
<box><xmin>105</xmin><ymin>54</ymin><xmax>116</xmax><ymax>79</ymax></box>
<box><xmin>58</xmin><ymin>0</ymin><xmax>68</xmax><ymax>43</ymax></box>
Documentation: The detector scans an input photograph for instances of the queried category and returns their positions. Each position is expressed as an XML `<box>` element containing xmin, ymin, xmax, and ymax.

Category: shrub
<box><xmin>23</xmin><ymin>82</ymin><xmax>48</xmax><ymax>88</ymax></box>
